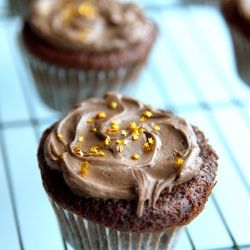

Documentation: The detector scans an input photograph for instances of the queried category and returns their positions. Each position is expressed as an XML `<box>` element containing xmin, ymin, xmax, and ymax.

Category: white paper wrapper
<box><xmin>229</xmin><ymin>26</ymin><xmax>250</xmax><ymax>86</ymax></box>
<box><xmin>20</xmin><ymin>39</ymin><xmax>145</xmax><ymax>112</ymax></box>
<box><xmin>50</xmin><ymin>199</ymin><xmax>183</xmax><ymax>250</ymax></box>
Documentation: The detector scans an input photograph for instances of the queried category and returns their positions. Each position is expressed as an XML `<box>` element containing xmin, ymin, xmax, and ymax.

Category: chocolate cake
<box><xmin>21</xmin><ymin>0</ymin><xmax>158</xmax><ymax>111</ymax></box>
<box><xmin>221</xmin><ymin>0</ymin><xmax>250</xmax><ymax>85</ymax></box>
<box><xmin>37</xmin><ymin>93</ymin><xmax>218</xmax><ymax>249</ymax></box>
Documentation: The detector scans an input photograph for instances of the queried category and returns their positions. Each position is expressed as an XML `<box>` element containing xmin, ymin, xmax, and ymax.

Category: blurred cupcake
<box><xmin>221</xmin><ymin>0</ymin><xmax>250</xmax><ymax>86</ymax></box>
<box><xmin>21</xmin><ymin>0</ymin><xmax>158</xmax><ymax>112</ymax></box>
<box><xmin>37</xmin><ymin>93</ymin><xmax>218</xmax><ymax>250</ymax></box>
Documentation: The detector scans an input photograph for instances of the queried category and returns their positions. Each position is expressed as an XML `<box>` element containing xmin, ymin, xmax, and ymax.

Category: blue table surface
<box><xmin>0</xmin><ymin>0</ymin><xmax>249</xmax><ymax>249</ymax></box>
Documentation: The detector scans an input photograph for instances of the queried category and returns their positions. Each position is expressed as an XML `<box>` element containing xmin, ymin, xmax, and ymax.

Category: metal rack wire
<box><xmin>0</xmin><ymin>0</ymin><xmax>250</xmax><ymax>249</ymax></box>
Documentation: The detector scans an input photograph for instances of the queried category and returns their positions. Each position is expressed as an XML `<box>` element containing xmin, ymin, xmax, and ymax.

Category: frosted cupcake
<box><xmin>21</xmin><ymin>0</ymin><xmax>158</xmax><ymax>111</ymax></box>
<box><xmin>222</xmin><ymin>0</ymin><xmax>250</xmax><ymax>86</ymax></box>
<box><xmin>37</xmin><ymin>93</ymin><xmax>218</xmax><ymax>250</ymax></box>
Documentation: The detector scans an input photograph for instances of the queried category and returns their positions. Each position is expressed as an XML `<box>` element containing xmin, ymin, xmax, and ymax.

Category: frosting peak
<box><xmin>44</xmin><ymin>93</ymin><xmax>202</xmax><ymax>216</ymax></box>
<box><xmin>29</xmin><ymin>0</ymin><xmax>155</xmax><ymax>52</ymax></box>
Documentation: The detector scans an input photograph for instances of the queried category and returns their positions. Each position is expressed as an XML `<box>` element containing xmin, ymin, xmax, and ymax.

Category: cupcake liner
<box><xmin>229</xmin><ymin>26</ymin><xmax>250</xmax><ymax>86</ymax></box>
<box><xmin>21</xmin><ymin>40</ymin><xmax>145</xmax><ymax>112</ymax></box>
<box><xmin>50</xmin><ymin>199</ymin><xmax>183</xmax><ymax>250</ymax></box>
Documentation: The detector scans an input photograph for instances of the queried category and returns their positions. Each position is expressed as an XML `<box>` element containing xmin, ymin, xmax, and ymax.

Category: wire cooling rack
<box><xmin>0</xmin><ymin>0</ymin><xmax>250</xmax><ymax>249</ymax></box>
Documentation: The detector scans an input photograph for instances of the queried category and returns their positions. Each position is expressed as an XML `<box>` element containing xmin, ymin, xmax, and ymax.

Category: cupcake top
<box><xmin>28</xmin><ymin>0</ymin><xmax>155</xmax><ymax>52</ymax></box>
<box><xmin>237</xmin><ymin>0</ymin><xmax>250</xmax><ymax>22</ymax></box>
<box><xmin>44</xmin><ymin>93</ymin><xmax>203</xmax><ymax>216</ymax></box>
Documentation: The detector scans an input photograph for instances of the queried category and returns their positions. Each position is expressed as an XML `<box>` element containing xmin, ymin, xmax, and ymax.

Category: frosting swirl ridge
<box><xmin>44</xmin><ymin>93</ymin><xmax>202</xmax><ymax>216</ymax></box>
<box><xmin>29</xmin><ymin>0</ymin><xmax>155</xmax><ymax>52</ymax></box>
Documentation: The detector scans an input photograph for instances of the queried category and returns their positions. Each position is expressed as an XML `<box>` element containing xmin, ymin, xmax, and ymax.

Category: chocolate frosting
<box><xmin>28</xmin><ymin>0</ymin><xmax>155</xmax><ymax>52</ymax></box>
<box><xmin>44</xmin><ymin>93</ymin><xmax>202</xmax><ymax>216</ymax></box>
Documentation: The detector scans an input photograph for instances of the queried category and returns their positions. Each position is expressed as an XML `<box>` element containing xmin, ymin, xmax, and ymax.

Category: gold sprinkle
<box><xmin>140</xmin><ymin>116</ymin><xmax>147</xmax><ymax>122</ymax></box>
<box><xmin>96</xmin><ymin>112</ymin><xmax>106</xmax><ymax>119</ymax></box>
<box><xmin>143</xmin><ymin>111</ymin><xmax>153</xmax><ymax>118</ymax></box>
<box><xmin>99</xmin><ymin>151</ymin><xmax>106</xmax><ymax>156</ymax></box>
<box><xmin>111</xmin><ymin>120</ymin><xmax>119</xmax><ymax>133</ymax></box>
<box><xmin>131</xmin><ymin>154</ymin><xmax>140</xmax><ymax>160</ymax></box>
<box><xmin>73</xmin><ymin>145</ymin><xmax>81</xmax><ymax>152</ymax></box>
<box><xmin>57</xmin><ymin>134</ymin><xmax>64</xmax><ymax>139</ymax></box>
<box><xmin>121</xmin><ymin>130</ymin><xmax>127</xmax><ymax>136</ymax></box>
<box><xmin>91</xmin><ymin>128</ymin><xmax>97</xmax><ymax>132</ymax></box>
<box><xmin>142</xmin><ymin>142</ymin><xmax>151</xmax><ymax>152</ymax></box>
<box><xmin>104</xmin><ymin>136</ymin><xmax>111</xmax><ymax>146</ymax></box>
<box><xmin>59</xmin><ymin>153</ymin><xmax>65</xmax><ymax>158</ymax></box>
<box><xmin>130</xmin><ymin>122</ymin><xmax>138</xmax><ymax>133</ymax></box>
<box><xmin>138</xmin><ymin>128</ymin><xmax>145</xmax><ymax>134</ymax></box>
<box><xmin>148</xmin><ymin>138</ymin><xmax>154</xmax><ymax>145</ymax></box>
<box><xmin>78</xmin><ymin>2</ymin><xmax>97</xmax><ymax>19</ymax></box>
<box><xmin>87</xmin><ymin>118</ymin><xmax>94</xmax><ymax>123</ymax></box>
<box><xmin>153</xmin><ymin>125</ymin><xmax>160</xmax><ymax>131</ymax></box>
<box><xmin>133</xmin><ymin>133</ymin><xmax>139</xmax><ymax>141</ymax></box>
<box><xmin>78</xmin><ymin>136</ymin><xmax>85</xmax><ymax>142</ymax></box>
<box><xmin>80</xmin><ymin>161</ymin><xmax>89</xmax><ymax>176</ymax></box>
<box><xmin>116</xmin><ymin>139</ymin><xmax>123</xmax><ymax>144</ymax></box>
<box><xmin>89</xmin><ymin>147</ymin><xmax>98</xmax><ymax>153</ymax></box>
<box><xmin>119</xmin><ymin>145</ymin><xmax>123</xmax><ymax>153</ymax></box>
<box><xmin>123</xmin><ymin>139</ymin><xmax>128</xmax><ymax>145</ymax></box>
<box><xmin>176</xmin><ymin>157</ymin><xmax>184</xmax><ymax>167</ymax></box>
<box><xmin>109</xmin><ymin>101</ymin><xmax>118</xmax><ymax>109</ymax></box>
<box><xmin>106</xmin><ymin>127</ymin><xmax>110</xmax><ymax>134</ymax></box>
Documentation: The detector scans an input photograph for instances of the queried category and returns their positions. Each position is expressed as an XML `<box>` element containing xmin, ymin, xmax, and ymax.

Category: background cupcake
<box><xmin>37</xmin><ymin>93</ymin><xmax>218</xmax><ymax>249</ymax></box>
<box><xmin>21</xmin><ymin>0</ymin><xmax>158</xmax><ymax>112</ymax></box>
<box><xmin>221</xmin><ymin>0</ymin><xmax>250</xmax><ymax>86</ymax></box>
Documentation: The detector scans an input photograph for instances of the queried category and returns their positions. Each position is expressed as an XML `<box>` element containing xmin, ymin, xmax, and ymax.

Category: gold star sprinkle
<box><xmin>99</xmin><ymin>151</ymin><xmax>106</xmax><ymax>156</ymax></box>
<box><xmin>133</xmin><ymin>133</ymin><xmax>139</xmax><ymax>141</ymax></box>
<box><xmin>111</xmin><ymin>121</ymin><xmax>119</xmax><ymax>133</ymax></box>
<box><xmin>121</xmin><ymin>130</ymin><xmax>127</xmax><ymax>136</ymax></box>
<box><xmin>123</xmin><ymin>139</ymin><xmax>128</xmax><ymax>145</ymax></box>
<box><xmin>89</xmin><ymin>147</ymin><xmax>98</xmax><ymax>153</ymax></box>
<box><xmin>96</xmin><ymin>112</ymin><xmax>106</xmax><ymax>119</ymax></box>
<box><xmin>153</xmin><ymin>125</ymin><xmax>160</xmax><ymax>131</ymax></box>
<box><xmin>57</xmin><ymin>134</ymin><xmax>64</xmax><ymax>139</ymax></box>
<box><xmin>142</xmin><ymin>142</ymin><xmax>151</xmax><ymax>152</ymax></box>
<box><xmin>119</xmin><ymin>145</ymin><xmax>123</xmax><ymax>153</ymax></box>
<box><xmin>140</xmin><ymin>116</ymin><xmax>147</xmax><ymax>123</ymax></box>
<box><xmin>116</xmin><ymin>139</ymin><xmax>123</xmax><ymax>144</ymax></box>
<box><xmin>78</xmin><ymin>2</ymin><xmax>97</xmax><ymax>19</ymax></box>
<box><xmin>109</xmin><ymin>101</ymin><xmax>118</xmax><ymax>109</ymax></box>
<box><xmin>143</xmin><ymin>111</ymin><xmax>153</xmax><ymax>118</ymax></box>
<box><xmin>91</xmin><ymin>128</ymin><xmax>97</xmax><ymax>132</ymax></box>
<box><xmin>73</xmin><ymin>145</ymin><xmax>81</xmax><ymax>152</ymax></box>
<box><xmin>131</xmin><ymin>154</ymin><xmax>140</xmax><ymax>160</ymax></box>
<box><xmin>176</xmin><ymin>157</ymin><xmax>184</xmax><ymax>167</ymax></box>
<box><xmin>87</xmin><ymin>118</ymin><xmax>94</xmax><ymax>123</ymax></box>
<box><xmin>138</xmin><ymin>128</ymin><xmax>145</xmax><ymax>134</ymax></box>
<box><xmin>80</xmin><ymin>161</ymin><xmax>89</xmax><ymax>176</ymax></box>
<box><xmin>130</xmin><ymin>122</ymin><xmax>138</xmax><ymax>133</ymax></box>
<box><xmin>148</xmin><ymin>138</ymin><xmax>154</xmax><ymax>145</ymax></box>
<box><xmin>78</xmin><ymin>136</ymin><xmax>85</xmax><ymax>142</ymax></box>
<box><xmin>104</xmin><ymin>136</ymin><xmax>111</xmax><ymax>146</ymax></box>
<box><xmin>60</xmin><ymin>153</ymin><xmax>65</xmax><ymax>158</ymax></box>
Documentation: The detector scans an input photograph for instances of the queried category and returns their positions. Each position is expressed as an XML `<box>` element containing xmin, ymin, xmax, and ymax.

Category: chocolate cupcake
<box><xmin>37</xmin><ymin>93</ymin><xmax>218</xmax><ymax>249</ymax></box>
<box><xmin>21</xmin><ymin>0</ymin><xmax>158</xmax><ymax>112</ymax></box>
<box><xmin>221</xmin><ymin>0</ymin><xmax>250</xmax><ymax>86</ymax></box>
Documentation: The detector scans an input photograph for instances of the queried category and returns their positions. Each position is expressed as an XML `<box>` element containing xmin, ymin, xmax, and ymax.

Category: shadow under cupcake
<box><xmin>21</xmin><ymin>0</ymin><xmax>158</xmax><ymax>112</ymax></box>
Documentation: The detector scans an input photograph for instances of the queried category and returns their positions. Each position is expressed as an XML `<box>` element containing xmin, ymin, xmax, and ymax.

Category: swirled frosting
<box><xmin>28</xmin><ymin>0</ymin><xmax>155</xmax><ymax>52</ymax></box>
<box><xmin>44</xmin><ymin>93</ymin><xmax>202</xmax><ymax>216</ymax></box>
<box><xmin>237</xmin><ymin>0</ymin><xmax>250</xmax><ymax>22</ymax></box>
